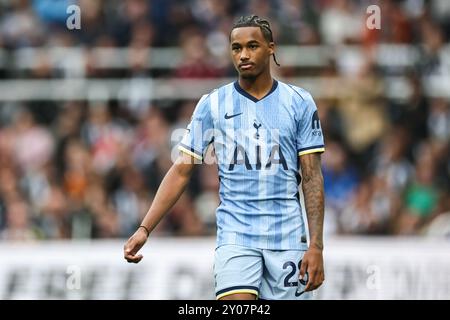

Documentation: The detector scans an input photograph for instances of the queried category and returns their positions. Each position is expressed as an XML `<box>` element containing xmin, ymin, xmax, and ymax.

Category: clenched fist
<box><xmin>123</xmin><ymin>227</ymin><xmax>148</xmax><ymax>263</ymax></box>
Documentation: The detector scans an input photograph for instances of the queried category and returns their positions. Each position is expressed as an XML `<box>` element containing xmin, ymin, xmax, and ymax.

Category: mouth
<box><xmin>239</xmin><ymin>63</ymin><xmax>254</xmax><ymax>70</ymax></box>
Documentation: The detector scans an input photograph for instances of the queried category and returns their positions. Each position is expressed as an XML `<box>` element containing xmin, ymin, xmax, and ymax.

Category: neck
<box><xmin>238</xmin><ymin>70</ymin><xmax>273</xmax><ymax>99</ymax></box>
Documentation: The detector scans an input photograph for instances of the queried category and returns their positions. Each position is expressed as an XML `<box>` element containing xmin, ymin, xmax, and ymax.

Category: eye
<box><xmin>232</xmin><ymin>46</ymin><xmax>241</xmax><ymax>52</ymax></box>
<box><xmin>249</xmin><ymin>44</ymin><xmax>258</xmax><ymax>49</ymax></box>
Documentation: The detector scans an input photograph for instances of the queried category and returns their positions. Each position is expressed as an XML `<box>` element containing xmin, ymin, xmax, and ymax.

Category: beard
<box><xmin>238</xmin><ymin>67</ymin><xmax>262</xmax><ymax>79</ymax></box>
<box><xmin>240</xmin><ymin>72</ymin><xmax>257</xmax><ymax>79</ymax></box>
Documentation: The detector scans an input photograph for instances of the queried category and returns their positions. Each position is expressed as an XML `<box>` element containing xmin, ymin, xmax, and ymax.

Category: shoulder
<box><xmin>279</xmin><ymin>81</ymin><xmax>314</xmax><ymax>103</ymax></box>
<box><xmin>278</xmin><ymin>81</ymin><xmax>317</xmax><ymax>116</ymax></box>
<box><xmin>198</xmin><ymin>81</ymin><xmax>233</xmax><ymax>104</ymax></box>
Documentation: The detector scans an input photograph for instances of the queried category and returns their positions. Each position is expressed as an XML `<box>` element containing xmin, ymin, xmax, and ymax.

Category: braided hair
<box><xmin>230</xmin><ymin>15</ymin><xmax>281</xmax><ymax>67</ymax></box>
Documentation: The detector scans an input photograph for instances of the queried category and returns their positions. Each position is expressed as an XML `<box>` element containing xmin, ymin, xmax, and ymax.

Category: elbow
<box><xmin>302</xmin><ymin>171</ymin><xmax>323</xmax><ymax>186</ymax></box>
<box><xmin>172</xmin><ymin>159</ymin><xmax>195</xmax><ymax>179</ymax></box>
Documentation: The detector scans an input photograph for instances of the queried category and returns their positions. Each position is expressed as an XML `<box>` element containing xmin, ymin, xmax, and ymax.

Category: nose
<box><xmin>240</xmin><ymin>48</ymin><xmax>250</xmax><ymax>61</ymax></box>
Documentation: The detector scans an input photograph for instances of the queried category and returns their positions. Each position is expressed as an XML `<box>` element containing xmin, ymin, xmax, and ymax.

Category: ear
<box><xmin>268</xmin><ymin>42</ymin><xmax>275</xmax><ymax>55</ymax></box>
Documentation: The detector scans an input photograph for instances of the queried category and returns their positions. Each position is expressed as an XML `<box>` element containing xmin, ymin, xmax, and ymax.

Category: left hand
<box><xmin>299</xmin><ymin>247</ymin><xmax>325</xmax><ymax>292</ymax></box>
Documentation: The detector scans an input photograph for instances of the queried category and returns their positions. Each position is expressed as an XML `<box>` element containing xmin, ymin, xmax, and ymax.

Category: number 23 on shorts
<box><xmin>283</xmin><ymin>259</ymin><xmax>309</xmax><ymax>297</ymax></box>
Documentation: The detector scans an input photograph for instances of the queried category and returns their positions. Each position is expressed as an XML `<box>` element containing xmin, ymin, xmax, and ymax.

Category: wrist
<box><xmin>138</xmin><ymin>225</ymin><xmax>150</xmax><ymax>238</ymax></box>
<box><xmin>309</xmin><ymin>242</ymin><xmax>323</xmax><ymax>251</ymax></box>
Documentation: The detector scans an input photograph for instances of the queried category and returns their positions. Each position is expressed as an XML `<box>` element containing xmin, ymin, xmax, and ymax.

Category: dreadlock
<box><xmin>231</xmin><ymin>15</ymin><xmax>281</xmax><ymax>67</ymax></box>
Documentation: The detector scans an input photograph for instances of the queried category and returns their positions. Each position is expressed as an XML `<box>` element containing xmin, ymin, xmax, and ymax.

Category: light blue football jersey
<box><xmin>178</xmin><ymin>80</ymin><xmax>325</xmax><ymax>250</ymax></box>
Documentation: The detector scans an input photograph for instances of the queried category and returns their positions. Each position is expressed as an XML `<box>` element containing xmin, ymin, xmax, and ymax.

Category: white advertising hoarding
<box><xmin>0</xmin><ymin>237</ymin><xmax>449</xmax><ymax>299</ymax></box>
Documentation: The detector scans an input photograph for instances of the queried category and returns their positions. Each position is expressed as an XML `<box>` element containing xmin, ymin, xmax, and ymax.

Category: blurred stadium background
<box><xmin>0</xmin><ymin>0</ymin><xmax>449</xmax><ymax>299</ymax></box>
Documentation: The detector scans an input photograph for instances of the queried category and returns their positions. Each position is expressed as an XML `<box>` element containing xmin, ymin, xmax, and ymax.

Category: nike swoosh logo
<box><xmin>295</xmin><ymin>289</ymin><xmax>305</xmax><ymax>297</ymax></box>
<box><xmin>224</xmin><ymin>112</ymin><xmax>243</xmax><ymax>119</ymax></box>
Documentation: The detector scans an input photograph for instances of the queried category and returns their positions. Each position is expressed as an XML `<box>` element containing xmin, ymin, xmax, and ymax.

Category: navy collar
<box><xmin>234</xmin><ymin>79</ymin><xmax>278</xmax><ymax>103</ymax></box>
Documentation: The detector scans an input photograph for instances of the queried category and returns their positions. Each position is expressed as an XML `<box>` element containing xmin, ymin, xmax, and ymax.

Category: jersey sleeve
<box><xmin>296</xmin><ymin>95</ymin><xmax>325</xmax><ymax>156</ymax></box>
<box><xmin>178</xmin><ymin>94</ymin><xmax>214</xmax><ymax>161</ymax></box>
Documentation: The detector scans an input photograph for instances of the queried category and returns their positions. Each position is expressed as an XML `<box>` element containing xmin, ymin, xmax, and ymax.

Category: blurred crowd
<box><xmin>0</xmin><ymin>0</ymin><xmax>449</xmax><ymax>241</ymax></box>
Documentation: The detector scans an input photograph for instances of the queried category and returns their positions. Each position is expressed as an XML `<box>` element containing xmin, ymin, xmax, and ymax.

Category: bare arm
<box><xmin>123</xmin><ymin>152</ymin><xmax>196</xmax><ymax>263</ymax></box>
<box><xmin>299</xmin><ymin>152</ymin><xmax>325</xmax><ymax>291</ymax></box>
<box><xmin>140</xmin><ymin>153</ymin><xmax>197</xmax><ymax>234</ymax></box>
<box><xmin>300</xmin><ymin>153</ymin><xmax>324</xmax><ymax>250</ymax></box>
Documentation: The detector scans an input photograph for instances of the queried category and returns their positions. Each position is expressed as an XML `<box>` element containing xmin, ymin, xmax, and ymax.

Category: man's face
<box><xmin>230</xmin><ymin>26</ymin><xmax>274</xmax><ymax>79</ymax></box>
